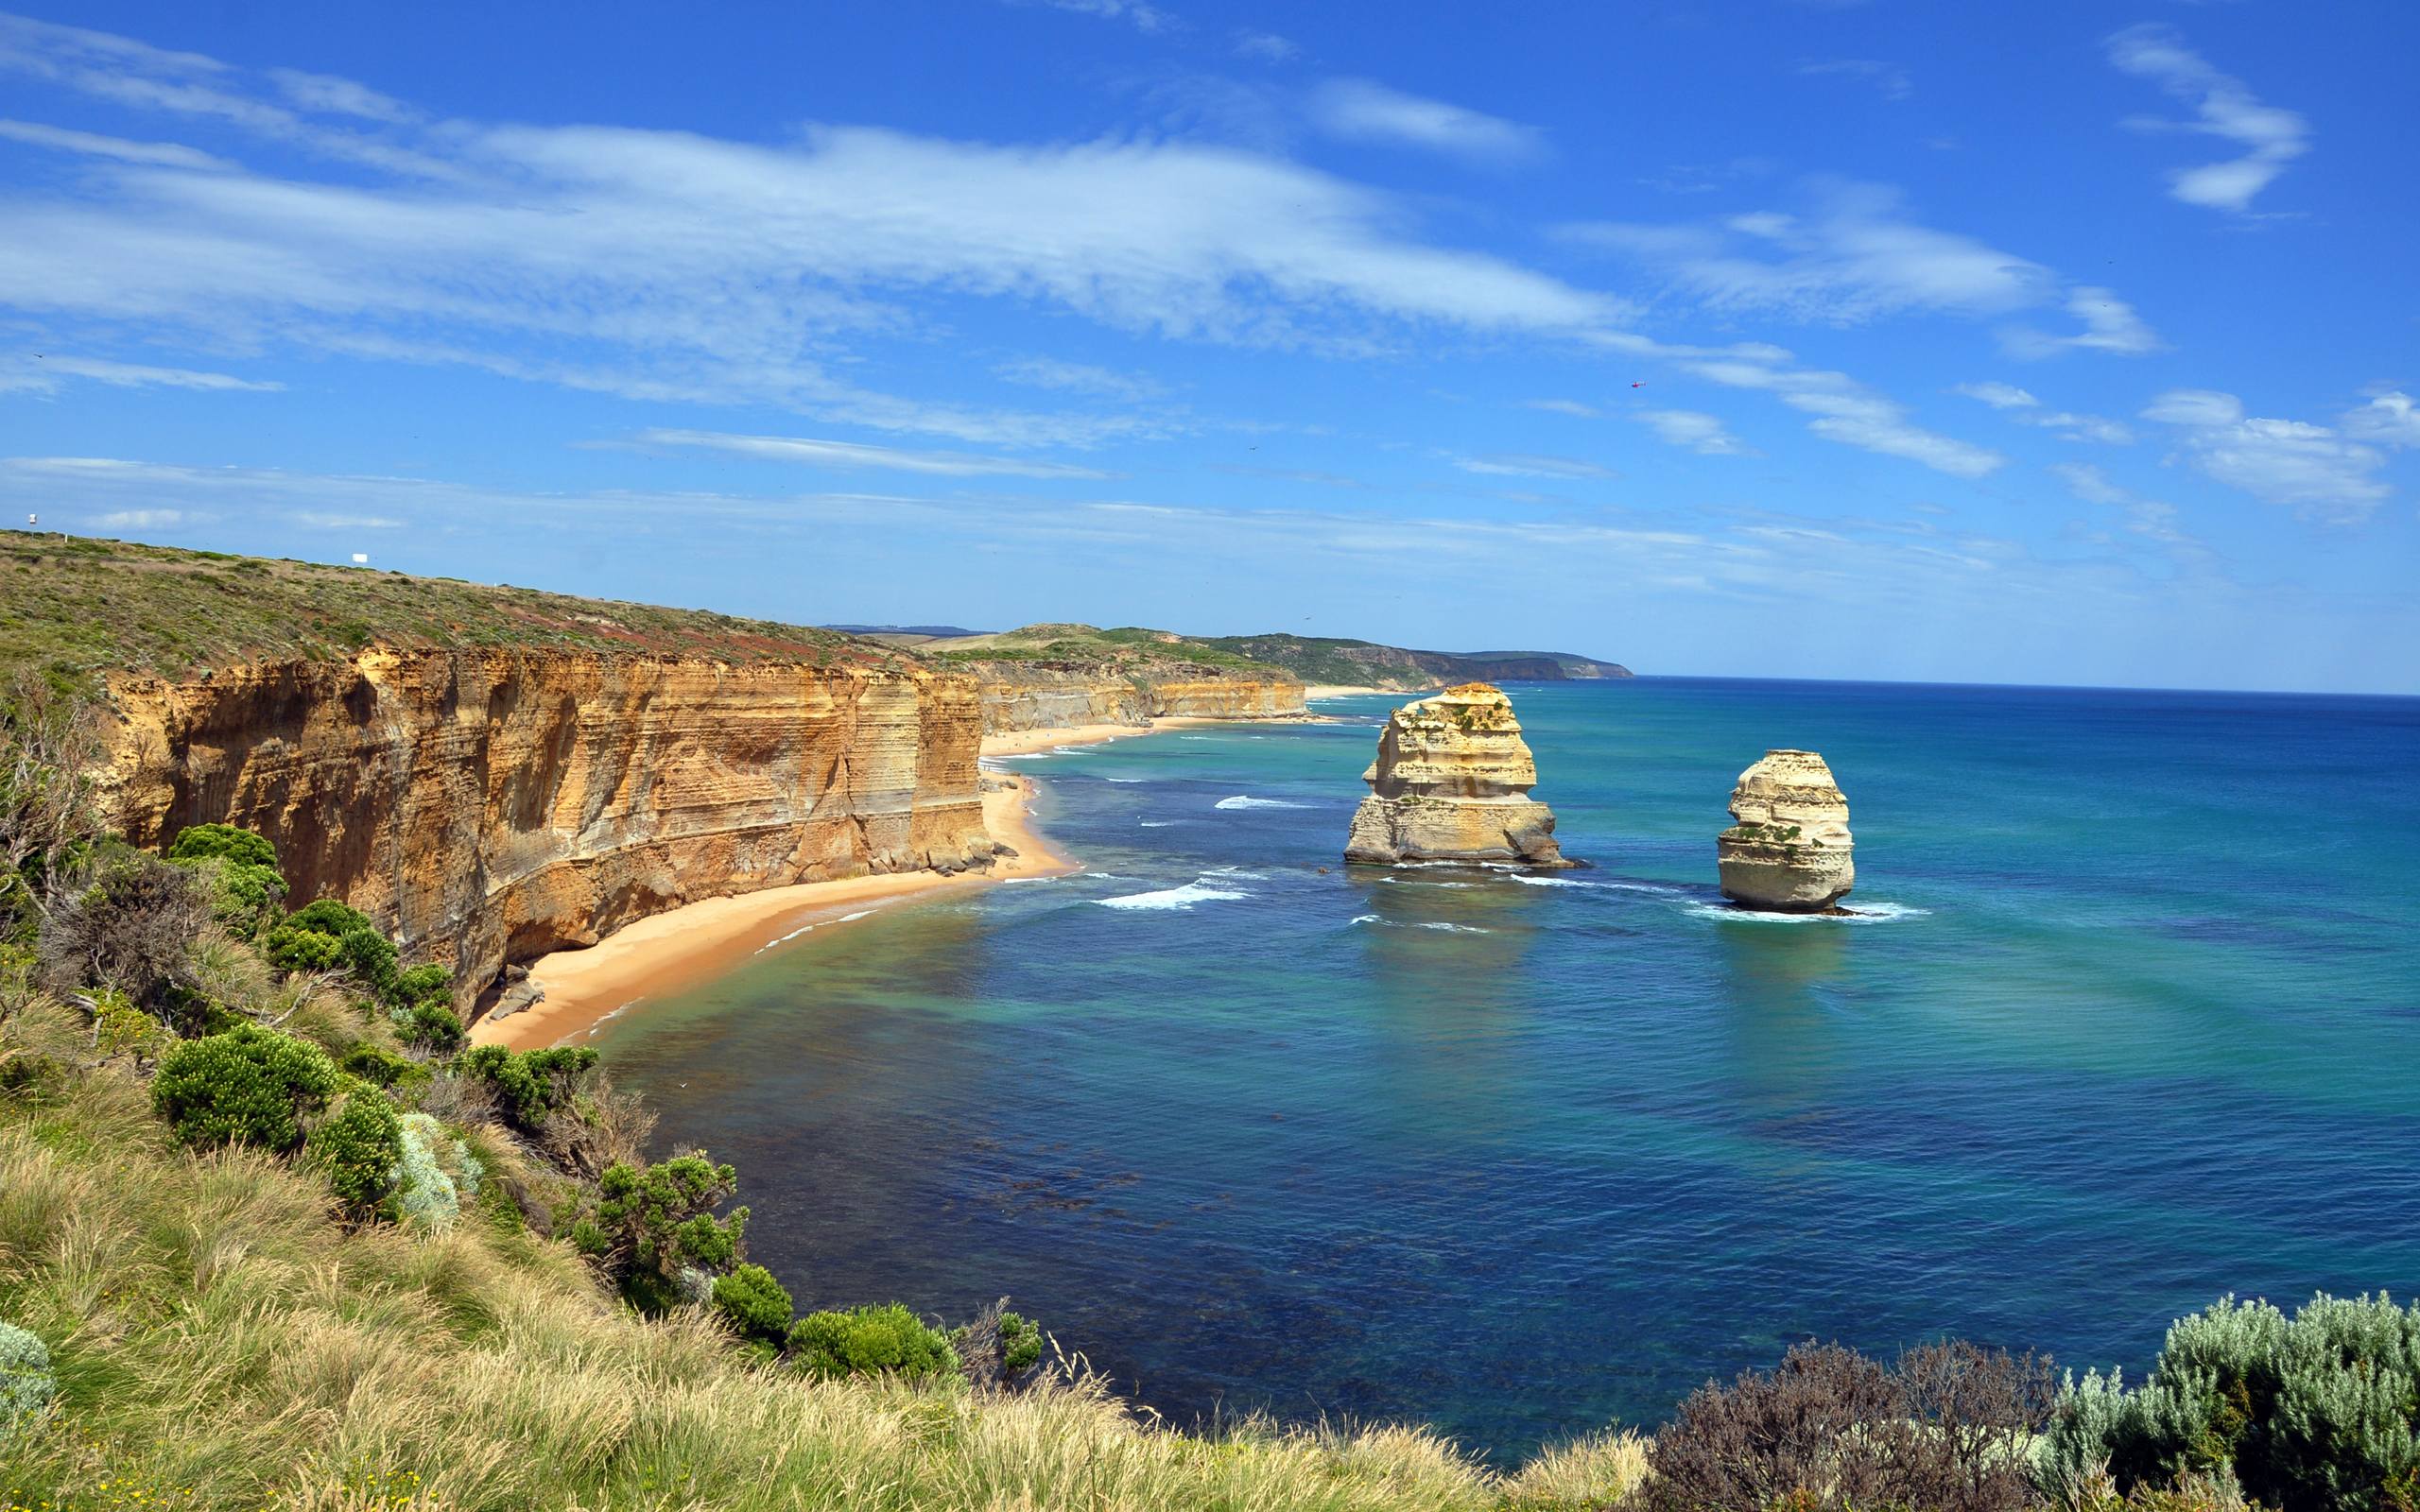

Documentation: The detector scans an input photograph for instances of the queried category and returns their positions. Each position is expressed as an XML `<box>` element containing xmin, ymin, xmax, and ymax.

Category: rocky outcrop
<box><xmin>99</xmin><ymin>648</ymin><xmax>994</xmax><ymax>1009</ymax></box>
<box><xmin>1343</xmin><ymin>683</ymin><xmax>1573</xmax><ymax>867</ymax></box>
<box><xmin>972</xmin><ymin>666</ymin><xmax>1305</xmax><ymax>734</ymax></box>
<box><xmin>1717</xmin><ymin>749</ymin><xmax>1854</xmax><ymax>912</ymax></box>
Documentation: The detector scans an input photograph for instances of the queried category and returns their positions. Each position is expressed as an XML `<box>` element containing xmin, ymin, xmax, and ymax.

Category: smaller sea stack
<box><xmin>1344</xmin><ymin>682</ymin><xmax>1575</xmax><ymax>868</ymax></box>
<box><xmin>1717</xmin><ymin>749</ymin><xmax>1854</xmax><ymax>912</ymax></box>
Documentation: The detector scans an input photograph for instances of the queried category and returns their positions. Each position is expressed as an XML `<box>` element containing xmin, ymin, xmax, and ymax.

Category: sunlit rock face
<box><xmin>101</xmin><ymin>649</ymin><xmax>994</xmax><ymax>1008</ymax></box>
<box><xmin>1343</xmin><ymin>683</ymin><xmax>1573</xmax><ymax>868</ymax></box>
<box><xmin>1716</xmin><ymin>748</ymin><xmax>1855</xmax><ymax>912</ymax></box>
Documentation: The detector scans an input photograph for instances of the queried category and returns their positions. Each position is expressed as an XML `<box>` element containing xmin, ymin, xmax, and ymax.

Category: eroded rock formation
<box><xmin>1716</xmin><ymin>749</ymin><xmax>1855</xmax><ymax>912</ymax></box>
<box><xmin>100</xmin><ymin>648</ymin><xmax>994</xmax><ymax>1009</ymax></box>
<box><xmin>1343</xmin><ymin>683</ymin><xmax>1573</xmax><ymax>867</ymax></box>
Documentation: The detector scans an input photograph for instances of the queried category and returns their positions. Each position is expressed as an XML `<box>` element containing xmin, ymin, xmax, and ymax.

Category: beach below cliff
<box><xmin>473</xmin><ymin>771</ymin><xmax>1072</xmax><ymax>1051</ymax></box>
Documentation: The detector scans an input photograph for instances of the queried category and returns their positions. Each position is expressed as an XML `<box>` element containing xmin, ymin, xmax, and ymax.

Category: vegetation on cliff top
<box><xmin>918</xmin><ymin>623</ymin><xmax>1294</xmax><ymax>679</ymax></box>
<box><xmin>0</xmin><ymin>530</ymin><xmax>900</xmax><ymax>693</ymax></box>
<box><xmin>1196</xmin><ymin>633</ymin><xmax>1632</xmax><ymax>692</ymax></box>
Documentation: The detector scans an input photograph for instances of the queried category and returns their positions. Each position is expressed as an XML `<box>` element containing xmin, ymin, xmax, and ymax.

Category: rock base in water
<box><xmin>1716</xmin><ymin>748</ymin><xmax>1854</xmax><ymax>911</ymax></box>
<box><xmin>1343</xmin><ymin>682</ymin><xmax>1576</xmax><ymax>868</ymax></box>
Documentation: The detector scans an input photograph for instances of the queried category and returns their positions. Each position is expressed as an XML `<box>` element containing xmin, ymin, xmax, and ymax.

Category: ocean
<box><xmin>590</xmin><ymin>678</ymin><xmax>2420</xmax><ymax>1460</ymax></box>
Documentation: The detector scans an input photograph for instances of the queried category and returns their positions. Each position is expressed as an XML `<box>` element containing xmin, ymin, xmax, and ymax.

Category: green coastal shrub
<box><xmin>304</xmin><ymin>1091</ymin><xmax>404</xmax><ymax>1216</ymax></box>
<box><xmin>398</xmin><ymin>999</ymin><xmax>465</xmax><ymax>1053</ymax></box>
<box><xmin>999</xmin><ymin>1310</ymin><xmax>1044</xmax><ymax>1375</ymax></box>
<box><xmin>151</xmin><ymin>1022</ymin><xmax>337</xmax><ymax>1151</ymax></box>
<box><xmin>87</xmin><ymin>985</ymin><xmax>170</xmax><ymax>1059</ymax></box>
<box><xmin>787</xmin><ymin>1303</ymin><xmax>960</xmax><ymax>1383</ymax></box>
<box><xmin>458</xmin><ymin>1043</ymin><xmax>597</xmax><ymax>1128</ymax></box>
<box><xmin>2039</xmin><ymin>1293</ymin><xmax>2420</xmax><ymax>1511</ymax></box>
<box><xmin>712</xmin><ymin>1263</ymin><xmax>795</xmax><ymax>1349</ymax></box>
<box><xmin>166</xmin><ymin>825</ymin><xmax>287</xmax><ymax>936</ymax></box>
<box><xmin>1</xmin><ymin>1321</ymin><xmax>55</xmax><ymax>1430</ymax></box>
<box><xmin>576</xmin><ymin>1151</ymin><xmax>745</xmax><ymax>1286</ymax></box>
<box><xmin>165</xmin><ymin>823</ymin><xmax>276</xmax><ymax>870</ymax></box>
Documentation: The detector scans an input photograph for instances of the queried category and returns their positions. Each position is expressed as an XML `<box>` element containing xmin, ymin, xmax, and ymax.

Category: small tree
<box><xmin>570</xmin><ymin>1152</ymin><xmax>747</xmax><ymax>1309</ymax></box>
<box><xmin>787</xmin><ymin>1304</ymin><xmax>960</xmax><ymax>1383</ymax></box>
<box><xmin>37</xmin><ymin>842</ymin><xmax>215</xmax><ymax>1018</ymax></box>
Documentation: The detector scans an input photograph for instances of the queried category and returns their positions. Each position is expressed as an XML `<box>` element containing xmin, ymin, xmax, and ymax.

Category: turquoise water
<box><xmin>594</xmin><ymin>679</ymin><xmax>2420</xmax><ymax>1458</ymax></box>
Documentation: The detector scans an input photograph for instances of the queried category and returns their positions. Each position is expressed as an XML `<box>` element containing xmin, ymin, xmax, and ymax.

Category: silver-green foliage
<box><xmin>1</xmin><ymin>1320</ymin><xmax>55</xmax><ymax>1429</ymax></box>
<box><xmin>393</xmin><ymin>1112</ymin><xmax>482</xmax><ymax>1230</ymax></box>
<box><xmin>2038</xmin><ymin>1293</ymin><xmax>2420</xmax><ymax>1509</ymax></box>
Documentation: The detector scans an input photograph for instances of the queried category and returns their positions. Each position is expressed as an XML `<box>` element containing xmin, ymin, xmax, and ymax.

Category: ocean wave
<box><xmin>1104</xmin><ymin>777</ymin><xmax>1146</xmax><ymax>783</ymax></box>
<box><xmin>1214</xmin><ymin>795</ymin><xmax>1309</xmax><ymax>810</ymax></box>
<box><xmin>1683</xmin><ymin>900</ymin><xmax>1930</xmax><ymax>925</ymax></box>
<box><xmin>1094</xmin><ymin>879</ymin><xmax>1251</xmax><ymax>911</ymax></box>
<box><xmin>1204</xmin><ymin>866</ymin><xmax>1269</xmax><ymax>880</ymax></box>
<box><xmin>1512</xmin><ymin>874</ymin><xmax>1593</xmax><ymax>888</ymax></box>
<box><xmin>1347</xmin><ymin>914</ymin><xmax>1491</xmax><ymax>934</ymax></box>
<box><xmin>1382</xmin><ymin>876</ymin><xmax>1476</xmax><ymax>887</ymax></box>
<box><xmin>1137</xmin><ymin>820</ymin><xmax>1183</xmax><ymax>828</ymax></box>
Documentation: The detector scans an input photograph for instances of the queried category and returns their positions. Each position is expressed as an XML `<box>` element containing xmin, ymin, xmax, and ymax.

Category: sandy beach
<box><xmin>472</xmin><ymin>771</ymin><xmax>1073</xmax><ymax>1050</ymax></box>
<box><xmin>1302</xmin><ymin>684</ymin><xmax>1398</xmax><ymax>699</ymax></box>
<box><xmin>476</xmin><ymin>711</ymin><xmax>1348</xmax><ymax>1050</ymax></box>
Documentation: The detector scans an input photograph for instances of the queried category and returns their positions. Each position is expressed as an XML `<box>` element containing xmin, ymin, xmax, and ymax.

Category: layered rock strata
<box><xmin>1343</xmin><ymin>683</ymin><xmax>1573</xmax><ymax>867</ymax></box>
<box><xmin>1716</xmin><ymin>749</ymin><xmax>1855</xmax><ymax>912</ymax></box>
<box><xmin>100</xmin><ymin>648</ymin><xmax>994</xmax><ymax>1009</ymax></box>
<box><xmin>974</xmin><ymin>666</ymin><xmax>1305</xmax><ymax>734</ymax></box>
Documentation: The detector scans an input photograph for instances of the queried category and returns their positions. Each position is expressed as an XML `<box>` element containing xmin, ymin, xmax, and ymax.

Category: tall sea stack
<box><xmin>1717</xmin><ymin>749</ymin><xmax>1854</xmax><ymax>912</ymax></box>
<box><xmin>1343</xmin><ymin>682</ymin><xmax>1574</xmax><ymax>868</ymax></box>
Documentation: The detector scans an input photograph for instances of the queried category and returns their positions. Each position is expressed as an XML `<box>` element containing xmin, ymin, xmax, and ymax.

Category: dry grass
<box><xmin>0</xmin><ymin>1037</ymin><xmax>1651</xmax><ymax>1511</ymax></box>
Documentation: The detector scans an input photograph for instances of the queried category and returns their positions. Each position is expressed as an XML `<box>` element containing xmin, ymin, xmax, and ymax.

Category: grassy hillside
<box><xmin>1196</xmin><ymin>635</ymin><xmax>1631</xmax><ymax>692</ymax></box>
<box><xmin>0</xmin><ymin>531</ymin><xmax>894</xmax><ymax>694</ymax></box>
<box><xmin>0</xmin><ymin>1030</ymin><xmax>1643</xmax><ymax>1510</ymax></box>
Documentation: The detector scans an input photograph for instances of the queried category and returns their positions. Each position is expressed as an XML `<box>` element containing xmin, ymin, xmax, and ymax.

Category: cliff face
<box><xmin>1716</xmin><ymin>749</ymin><xmax>1854</xmax><ymax>912</ymax></box>
<box><xmin>100</xmin><ymin>649</ymin><xmax>994</xmax><ymax>1005</ymax></box>
<box><xmin>1343</xmin><ymin>683</ymin><xmax>1573</xmax><ymax>868</ymax></box>
<box><xmin>972</xmin><ymin>666</ymin><xmax>1305</xmax><ymax>734</ymax></box>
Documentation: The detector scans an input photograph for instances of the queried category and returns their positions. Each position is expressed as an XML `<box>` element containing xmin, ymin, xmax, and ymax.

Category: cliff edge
<box><xmin>1343</xmin><ymin>682</ymin><xmax>1573</xmax><ymax>868</ymax></box>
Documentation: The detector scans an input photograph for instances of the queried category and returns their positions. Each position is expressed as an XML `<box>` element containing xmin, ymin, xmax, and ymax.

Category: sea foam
<box><xmin>1214</xmin><ymin>795</ymin><xmax>1309</xmax><ymax>810</ymax></box>
<box><xmin>1094</xmin><ymin>879</ymin><xmax>1252</xmax><ymax>911</ymax></box>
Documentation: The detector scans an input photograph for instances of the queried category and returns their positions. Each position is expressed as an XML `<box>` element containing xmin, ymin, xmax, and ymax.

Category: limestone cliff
<box><xmin>1716</xmin><ymin>749</ymin><xmax>1854</xmax><ymax>912</ymax></box>
<box><xmin>99</xmin><ymin>649</ymin><xmax>994</xmax><ymax>1009</ymax></box>
<box><xmin>1343</xmin><ymin>683</ymin><xmax>1573</xmax><ymax>868</ymax></box>
<box><xmin>970</xmin><ymin>664</ymin><xmax>1305</xmax><ymax>734</ymax></box>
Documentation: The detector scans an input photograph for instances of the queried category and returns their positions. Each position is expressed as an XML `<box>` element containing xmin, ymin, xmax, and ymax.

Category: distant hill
<box><xmin>1197</xmin><ymin>634</ymin><xmax>1631</xmax><ymax>691</ymax></box>
<box><xmin>821</xmin><ymin>624</ymin><xmax>993</xmax><ymax>644</ymax></box>
<box><xmin>909</xmin><ymin>624</ymin><xmax>1281</xmax><ymax>678</ymax></box>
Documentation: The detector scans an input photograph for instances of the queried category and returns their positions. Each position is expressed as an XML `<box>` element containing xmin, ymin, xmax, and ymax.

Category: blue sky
<box><xmin>1</xmin><ymin>2</ymin><xmax>2414</xmax><ymax>692</ymax></box>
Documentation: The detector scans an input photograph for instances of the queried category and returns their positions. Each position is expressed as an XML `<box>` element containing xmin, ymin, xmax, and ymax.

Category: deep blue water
<box><xmin>592</xmin><ymin>678</ymin><xmax>2420</xmax><ymax>1460</ymax></box>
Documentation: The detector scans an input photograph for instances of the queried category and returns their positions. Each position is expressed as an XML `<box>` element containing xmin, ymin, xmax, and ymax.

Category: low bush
<box><xmin>165</xmin><ymin>824</ymin><xmax>276</xmax><ymax>869</ymax></box>
<box><xmin>398</xmin><ymin>999</ymin><xmax>464</xmax><ymax>1053</ymax></box>
<box><xmin>575</xmin><ymin>1152</ymin><xmax>746</xmax><ymax>1302</ymax></box>
<box><xmin>2039</xmin><ymin>1293</ymin><xmax>2420</xmax><ymax>1511</ymax></box>
<box><xmin>1642</xmin><ymin>1339</ymin><xmax>2052</xmax><ymax>1512</ymax></box>
<box><xmin>712</xmin><ymin>1263</ymin><xmax>795</xmax><ymax>1349</ymax></box>
<box><xmin>151</xmin><ymin>1022</ymin><xmax>337</xmax><ymax>1151</ymax></box>
<box><xmin>37</xmin><ymin>842</ymin><xmax>213</xmax><ymax>1016</ymax></box>
<box><xmin>0</xmin><ymin>1320</ymin><xmax>53</xmax><ymax>1430</ymax></box>
<box><xmin>788</xmin><ymin>1303</ymin><xmax>961</xmax><ymax>1383</ymax></box>
<box><xmin>87</xmin><ymin>985</ymin><xmax>170</xmax><ymax>1059</ymax></box>
<box><xmin>458</xmin><ymin>1043</ymin><xmax>598</xmax><ymax>1129</ymax></box>
<box><xmin>389</xmin><ymin>1111</ymin><xmax>481</xmax><ymax>1229</ymax></box>
<box><xmin>304</xmin><ymin>1091</ymin><xmax>404</xmax><ymax>1217</ymax></box>
<box><xmin>953</xmin><ymin>1297</ymin><xmax>1046</xmax><ymax>1387</ymax></box>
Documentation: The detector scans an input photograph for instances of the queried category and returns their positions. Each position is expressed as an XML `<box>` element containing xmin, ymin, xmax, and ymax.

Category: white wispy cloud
<box><xmin>1632</xmin><ymin>408</ymin><xmax>1756</xmax><ymax>455</ymax></box>
<box><xmin>1450</xmin><ymin>451</ymin><xmax>1616</xmax><ymax>480</ymax></box>
<box><xmin>2049</xmin><ymin>461</ymin><xmax>2207</xmax><ymax>559</ymax></box>
<box><xmin>1233</xmin><ymin>30</ymin><xmax>1298</xmax><ymax>62</ymax></box>
<box><xmin>1952</xmin><ymin>382</ymin><xmax>2130</xmax><ymax>443</ymax></box>
<box><xmin>1564</xmin><ymin>180</ymin><xmax>2054</xmax><ymax>325</ymax></box>
<box><xmin>2004</xmin><ymin>286</ymin><xmax>2165</xmax><ymax>358</ymax></box>
<box><xmin>2340</xmin><ymin>390</ymin><xmax>2420</xmax><ymax>448</ymax></box>
<box><xmin>2105</xmin><ymin>24</ymin><xmax>2309</xmax><ymax>214</ymax></box>
<box><xmin>289</xmin><ymin>510</ymin><xmax>402</xmax><ymax>528</ymax></box>
<box><xmin>2141</xmin><ymin>388</ymin><xmax>2392</xmax><ymax>520</ymax></box>
<box><xmin>0</xmin><ymin>117</ymin><xmax>230</xmax><ymax>169</ymax></box>
<box><xmin>629</xmin><ymin>429</ymin><xmax>1121</xmax><ymax>479</ymax></box>
<box><xmin>94</xmin><ymin>507</ymin><xmax>200</xmax><ymax>528</ymax></box>
<box><xmin>1796</xmin><ymin>59</ymin><xmax>1911</xmax><ymax>100</ymax></box>
<box><xmin>1307</xmin><ymin>78</ymin><xmax>1544</xmax><ymax>166</ymax></box>
<box><xmin>992</xmin><ymin>356</ymin><xmax>1167</xmax><ymax>403</ymax></box>
<box><xmin>1661</xmin><ymin>345</ymin><xmax>2005</xmax><ymax>476</ymax></box>
<box><xmin>0</xmin><ymin>352</ymin><xmax>283</xmax><ymax>394</ymax></box>
<box><xmin>1016</xmin><ymin>0</ymin><xmax>1173</xmax><ymax>34</ymax></box>
<box><xmin>1523</xmin><ymin>398</ymin><xmax>1599</xmax><ymax>418</ymax></box>
<box><xmin>1953</xmin><ymin>382</ymin><xmax>2038</xmax><ymax>409</ymax></box>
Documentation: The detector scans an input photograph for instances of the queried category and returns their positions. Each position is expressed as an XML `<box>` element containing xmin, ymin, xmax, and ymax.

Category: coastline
<box><xmin>472</xmin><ymin>770</ymin><xmax>1073</xmax><ymax>1050</ymax></box>
<box><xmin>1303</xmin><ymin>684</ymin><xmax>1410</xmax><ymax>699</ymax></box>
<box><xmin>475</xmin><ymin>712</ymin><xmax>1264</xmax><ymax>1050</ymax></box>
